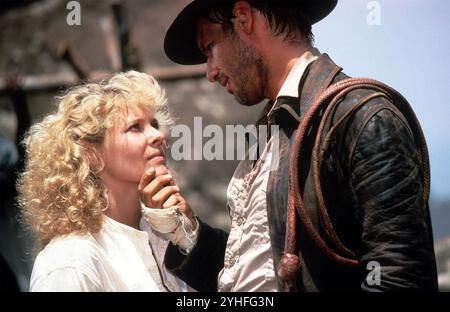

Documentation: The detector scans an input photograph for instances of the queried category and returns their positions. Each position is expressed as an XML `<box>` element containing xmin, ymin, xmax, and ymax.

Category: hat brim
<box><xmin>164</xmin><ymin>0</ymin><xmax>338</xmax><ymax>65</ymax></box>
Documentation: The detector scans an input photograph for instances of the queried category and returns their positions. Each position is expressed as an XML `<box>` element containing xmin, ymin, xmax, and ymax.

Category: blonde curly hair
<box><xmin>17</xmin><ymin>71</ymin><xmax>172</xmax><ymax>247</ymax></box>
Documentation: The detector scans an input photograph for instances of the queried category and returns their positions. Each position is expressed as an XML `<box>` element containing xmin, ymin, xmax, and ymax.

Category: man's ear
<box><xmin>233</xmin><ymin>1</ymin><xmax>253</xmax><ymax>34</ymax></box>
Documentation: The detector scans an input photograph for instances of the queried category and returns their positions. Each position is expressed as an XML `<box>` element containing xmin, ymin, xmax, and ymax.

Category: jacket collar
<box><xmin>266</xmin><ymin>50</ymin><xmax>319</xmax><ymax>127</ymax></box>
<box><xmin>261</xmin><ymin>53</ymin><xmax>343</xmax><ymax>133</ymax></box>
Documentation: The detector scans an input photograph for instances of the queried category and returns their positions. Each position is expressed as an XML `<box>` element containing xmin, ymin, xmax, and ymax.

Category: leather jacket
<box><xmin>165</xmin><ymin>54</ymin><xmax>438</xmax><ymax>291</ymax></box>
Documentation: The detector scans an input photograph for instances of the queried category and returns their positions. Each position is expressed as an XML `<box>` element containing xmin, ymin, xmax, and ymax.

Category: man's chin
<box><xmin>234</xmin><ymin>94</ymin><xmax>264</xmax><ymax>106</ymax></box>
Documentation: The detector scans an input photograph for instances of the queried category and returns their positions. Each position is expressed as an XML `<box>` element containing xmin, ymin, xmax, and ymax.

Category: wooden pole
<box><xmin>0</xmin><ymin>65</ymin><xmax>206</xmax><ymax>94</ymax></box>
<box><xmin>57</xmin><ymin>40</ymin><xmax>91</xmax><ymax>80</ymax></box>
<box><xmin>111</xmin><ymin>1</ymin><xmax>141</xmax><ymax>70</ymax></box>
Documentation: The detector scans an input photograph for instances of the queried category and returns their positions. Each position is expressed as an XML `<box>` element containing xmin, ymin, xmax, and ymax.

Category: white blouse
<box><xmin>30</xmin><ymin>215</ymin><xmax>188</xmax><ymax>292</ymax></box>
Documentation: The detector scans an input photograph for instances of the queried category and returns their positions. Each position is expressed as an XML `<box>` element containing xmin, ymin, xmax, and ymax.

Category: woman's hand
<box><xmin>138</xmin><ymin>167</ymin><xmax>178</xmax><ymax>208</ymax></box>
<box><xmin>138</xmin><ymin>167</ymin><xmax>196</xmax><ymax>229</ymax></box>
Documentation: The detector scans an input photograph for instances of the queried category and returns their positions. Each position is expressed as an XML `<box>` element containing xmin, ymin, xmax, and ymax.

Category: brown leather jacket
<box><xmin>165</xmin><ymin>54</ymin><xmax>438</xmax><ymax>291</ymax></box>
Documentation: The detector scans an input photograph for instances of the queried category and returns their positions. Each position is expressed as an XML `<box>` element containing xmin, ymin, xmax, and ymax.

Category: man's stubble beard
<box><xmin>228</xmin><ymin>33</ymin><xmax>268</xmax><ymax>106</ymax></box>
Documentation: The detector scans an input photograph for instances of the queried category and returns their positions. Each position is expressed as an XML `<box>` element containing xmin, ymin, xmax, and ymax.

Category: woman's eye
<box><xmin>127</xmin><ymin>123</ymin><xmax>140</xmax><ymax>132</ymax></box>
<box><xmin>150</xmin><ymin>119</ymin><xmax>159</xmax><ymax>130</ymax></box>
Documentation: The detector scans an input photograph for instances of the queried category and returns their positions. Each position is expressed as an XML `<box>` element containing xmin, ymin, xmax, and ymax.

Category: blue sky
<box><xmin>313</xmin><ymin>0</ymin><xmax>450</xmax><ymax>202</ymax></box>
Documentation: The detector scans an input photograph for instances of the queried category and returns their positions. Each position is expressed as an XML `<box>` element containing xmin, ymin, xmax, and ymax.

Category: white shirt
<box><xmin>30</xmin><ymin>215</ymin><xmax>188</xmax><ymax>292</ymax></box>
<box><xmin>217</xmin><ymin>50</ymin><xmax>319</xmax><ymax>292</ymax></box>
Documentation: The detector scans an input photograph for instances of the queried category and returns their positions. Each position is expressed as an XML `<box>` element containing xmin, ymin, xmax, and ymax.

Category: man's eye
<box><xmin>203</xmin><ymin>42</ymin><xmax>214</xmax><ymax>53</ymax></box>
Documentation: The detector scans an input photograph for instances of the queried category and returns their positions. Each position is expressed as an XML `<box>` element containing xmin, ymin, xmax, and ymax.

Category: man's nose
<box><xmin>206</xmin><ymin>60</ymin><xmax>219</xmax><ymax>83</ymax></box>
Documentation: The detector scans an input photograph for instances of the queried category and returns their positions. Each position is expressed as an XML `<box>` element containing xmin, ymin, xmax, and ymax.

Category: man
<box><xmin>161</xmin><ymin>0</ymin><xmax>438</xmax><ymax>291</ymax></box>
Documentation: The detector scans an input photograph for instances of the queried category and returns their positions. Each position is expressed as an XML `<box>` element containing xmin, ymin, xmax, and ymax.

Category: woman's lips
<box><xmin>146</xmin><ymin>152</ymin><xmax>166</xmax><ymax>164</ymax></box>
<box><xmin>150</xmin><ymin>155</ymin><xmax>165</xmax><ymax>163</ymax></box>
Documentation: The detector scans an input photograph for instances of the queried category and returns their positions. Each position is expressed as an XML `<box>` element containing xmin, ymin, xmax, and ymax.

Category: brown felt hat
<box><xmin>164</xmin><ymin>0</ymin><xmax>338</xmax><ymax>65</ymax></box>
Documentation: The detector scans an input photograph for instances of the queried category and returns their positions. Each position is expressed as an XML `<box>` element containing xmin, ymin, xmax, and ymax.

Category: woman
<box><xmin>17</xmin><ymin>71</ymin><xmax>197</xmax><ymax>291</ymax></box>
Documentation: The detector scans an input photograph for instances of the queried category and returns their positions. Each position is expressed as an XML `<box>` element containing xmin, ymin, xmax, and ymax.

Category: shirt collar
<box><xmin>275</xmin><ymin>48</ymin><xmax>320</xmax><ymax>99</ymax></box>
<box><xmin>102</xmin><ymin>215</ymin><xmax>150</xmax><ymax>243</ymax></box>
<box><xmin>265</xmin><ymin>48</ymin><xmax>320</xmax><ymax>129</ymax></box>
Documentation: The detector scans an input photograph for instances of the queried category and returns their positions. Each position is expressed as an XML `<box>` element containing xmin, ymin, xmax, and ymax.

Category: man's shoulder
<box><xmin>328</xmin><ymin>73</ymin><xmax>404</xmax><ymax>126</ymax></box>
<box><xmin>308</xmin><ymin>54</ymin><xmax>400</xmax><ymax>115</ymax></box>
<box><xmin>324</xmin><ymin>75</ymin><xmax>416</xmax><ymax>163</ymax></box>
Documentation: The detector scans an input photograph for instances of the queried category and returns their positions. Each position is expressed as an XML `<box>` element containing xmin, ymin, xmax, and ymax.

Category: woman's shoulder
<box><xmin>30</xmin><ymin>233</ymin><xmax>106</xmax><ymax>291</ymax></box>
<box><xmin>33</xmin><ymin>232</ymin><xmax>102</xmax><ymax>273</ymax></box>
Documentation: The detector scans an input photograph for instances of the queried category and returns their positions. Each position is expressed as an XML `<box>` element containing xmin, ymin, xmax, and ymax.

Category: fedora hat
<box><xmin>164</xmin><ymin>0</ymin><xmax>338</xmax><ymax>65</ymax></box>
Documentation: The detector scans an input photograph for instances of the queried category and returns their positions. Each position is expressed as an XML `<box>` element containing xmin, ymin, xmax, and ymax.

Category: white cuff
<box><xmin>141</xmin><ymin>205</ymin><xmax>199</xmax><ymax>253</ymax></box>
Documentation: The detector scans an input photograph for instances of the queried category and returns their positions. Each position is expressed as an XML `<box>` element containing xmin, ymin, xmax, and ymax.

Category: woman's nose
<box><xmin>145</xmin><ymin>126</ymin><xmax>165</xmax><ymax>146</ymax></box>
